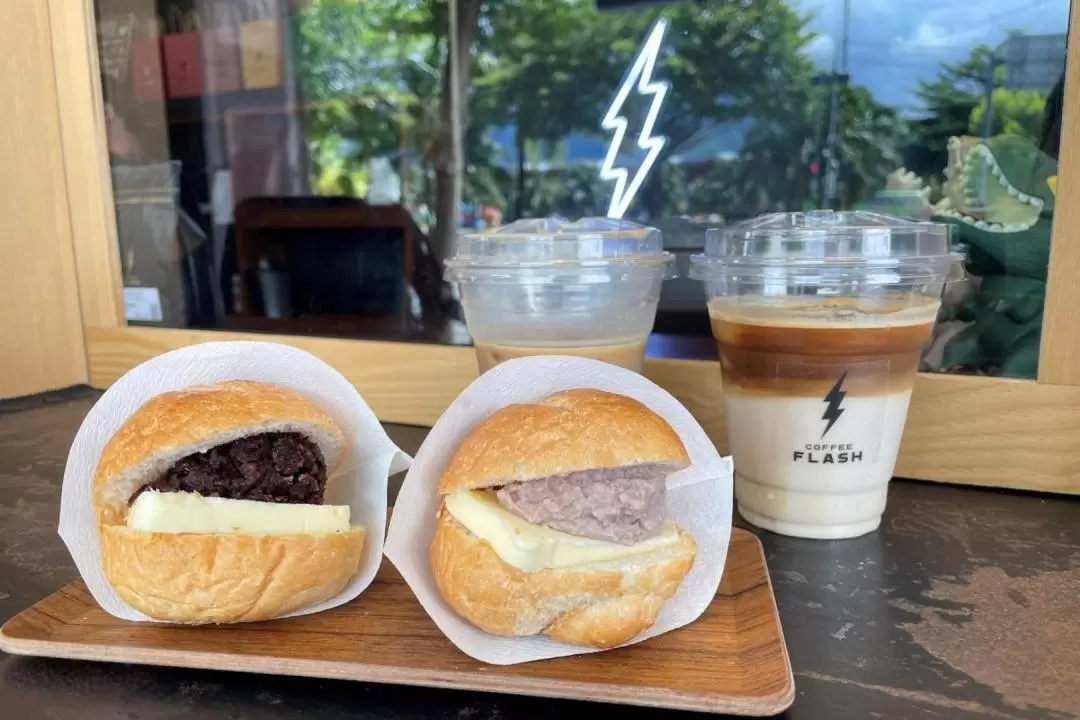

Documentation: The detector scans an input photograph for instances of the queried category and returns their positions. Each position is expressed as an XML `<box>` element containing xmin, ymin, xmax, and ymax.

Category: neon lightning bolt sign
<box><xmin>600</xmin><ymin>18</ymin><xmax>670</xmax><ymax>219</ymax></box>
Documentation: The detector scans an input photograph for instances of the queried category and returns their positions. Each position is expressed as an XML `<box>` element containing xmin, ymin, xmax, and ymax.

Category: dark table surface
<box><xmin>0</xmin><ymin>389</ymin><xmax>1077</xmax><ymax>719</ymax></box>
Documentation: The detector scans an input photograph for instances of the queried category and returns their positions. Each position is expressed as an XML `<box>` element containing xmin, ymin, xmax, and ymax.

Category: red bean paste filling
<box><xmin>133</xmin><ymin>432</ymin><xmax>326</xmax><ymax>505</ymax></box>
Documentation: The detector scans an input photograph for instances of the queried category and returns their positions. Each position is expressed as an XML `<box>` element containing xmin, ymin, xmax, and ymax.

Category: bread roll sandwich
<box><xmin>430</xmin><ymin>388</ymin><xmax>696</xmax><ymax>649</ymax></box>
<box><xmin>94</xmin><ymin>380</ymin><xmax>365</xmax><ymax>624</ymax></box>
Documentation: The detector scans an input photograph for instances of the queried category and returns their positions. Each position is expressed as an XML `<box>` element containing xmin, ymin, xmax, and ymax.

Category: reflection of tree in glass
<box><xmin>906</xmin><ymin>45</ymin><xmax>1001</xmax><ymax>186</ymax></box>
<box><xmin>296</xmin><ymin>1</ymin><xmax>438</xmax><ymax>199</ymax></box>
<box><xmin>470</xmin><ymin>0</ymin><xmax>905</xmax><ymax>220</ymax></box>
<box><xmin>906</xmin><ymin>39</ymin><xmax>1050</xmax><ymax>194</ymax></box>
<box><xmin>907</xmin><ymin>41</ymin><xmax>1063</xmax><ymax>379</ymax></box>
<box><xmin>970</xmin><ymin>89</ymin><xmax>1047</xmax><ymax>143</ymax></box>
<box><xmin>296</xmin><ymin>0</ymin><xmax>475</xmax><ymax>258</ymax></box>
<box><xmin>295</xmin><ymin>1</ymin><xmax>906</xmax><ymax>237</ymax></box>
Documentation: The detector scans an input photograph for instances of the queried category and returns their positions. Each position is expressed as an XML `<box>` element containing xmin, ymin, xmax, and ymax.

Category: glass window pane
<box><xmin>458</xmin><ymin>0</ymin><xmax>1069</xmax><ymax>377</ymax></box>
<box><xmin>97</xmin><ymin>0</ymin><xmax>467</xmax><ymax>344</ymax></box>
<box><xmin>95</xmin><ymin>0</ymin><xmax>1070</xmax><ymax>376</ymax></box>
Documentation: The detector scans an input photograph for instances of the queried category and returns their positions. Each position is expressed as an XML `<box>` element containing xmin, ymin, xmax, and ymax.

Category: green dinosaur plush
<box><xmin>934</xmin><ymin>135</ymin><xmax>1056</xmax><ymax>280</ymax></box>
<box><xmin>927</xmin><ymin>134</ymin><xmax>1057</xmax><ymax>377</ymax></box>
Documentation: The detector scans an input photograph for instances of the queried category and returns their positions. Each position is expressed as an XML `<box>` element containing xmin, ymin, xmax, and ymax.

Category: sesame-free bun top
<box><xmin>438</xmin><ymin>389</ymin><xmax>690</xmax><ymax>495</ymax></box>
<box><xmin>93</xmin><ymin>380</ymin><xmax>346</xmax><ymax>527</ymax></box>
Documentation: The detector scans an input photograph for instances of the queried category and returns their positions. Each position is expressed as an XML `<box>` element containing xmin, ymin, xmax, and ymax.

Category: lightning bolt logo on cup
<box><xmin>600</xmin><ymin>18</ymin><xmax>670</xmax><ymax>219</ymax></box>
<box><xmin>821</xmin><ymin>372</ymin><xmax>848</xmax><ymax>438</ymax></box>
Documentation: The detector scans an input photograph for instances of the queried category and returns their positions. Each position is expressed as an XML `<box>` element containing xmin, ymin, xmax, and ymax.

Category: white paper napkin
<box><xmin>58</xmin><ymin>340</ymin><xmax>412</xmax><ymax>622</ymax></box>
<box><xmin>385</xmin><ymin>355</ymin><xmax>734</xmax><ymax>665</ymax></box>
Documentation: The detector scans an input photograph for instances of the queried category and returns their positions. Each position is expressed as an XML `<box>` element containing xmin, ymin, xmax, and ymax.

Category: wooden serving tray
<box><xmin>0</xmin><ymin>528</ymin><xmax>793</xmax><ymax>716</ymax></box>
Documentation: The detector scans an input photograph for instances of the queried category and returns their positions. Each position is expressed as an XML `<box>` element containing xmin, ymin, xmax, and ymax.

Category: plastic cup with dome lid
<box><xmin>447</xmin><ymin>217</ymin><xmax>675</xmax><ymax>374</ymax></box>
<box><xmin>689</xmin><ymin>210</ymin><xmax>965</xmax><ymax>540</ymax></box>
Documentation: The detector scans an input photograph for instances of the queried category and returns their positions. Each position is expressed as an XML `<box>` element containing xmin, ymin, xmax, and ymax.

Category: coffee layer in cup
<box><xmin>474</xmin><ymin>338</ymin><xmax>647</xmax><ymax>374</ymax></box>
<box><xmin>708</xmin><ymin>295</ymin><xmax>939</xmax><ymax>398</ymax></box>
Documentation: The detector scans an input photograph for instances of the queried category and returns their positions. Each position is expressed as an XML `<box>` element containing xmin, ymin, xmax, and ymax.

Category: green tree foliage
<box><xmin>835</xmin><ymin>86</ymin><xmax>907</xmax><ymax>209</ymax></box>
<box><xmin>475</xmin><ymin>0</ymin><xmax>846</xmax><ymax>218</ymax></box>
<box><xmin>294</xmin><ymin>0</ymin><xmax>904</xmax><ymax>228</ymax></box>
<box><xmin>906</xmin><ymin>45</ymin><xmax>995</xmax><ymax>181</ymax></box>
<box><xmin>969</xmin><ymin>88</ymin><xmax>1047</xmax><ymax>142</ymax></box>
<box><xmin>295</xmin><ymin>0</ymin><xmax>439</xmax><ymax>195</ymax></box>
<box><xmin>907</xmin><ymin>39</ymin><xmax>1049</xmax><ymax>185</ymax></box>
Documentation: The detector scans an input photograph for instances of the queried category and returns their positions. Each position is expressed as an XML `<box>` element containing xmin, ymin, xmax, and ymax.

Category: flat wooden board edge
<box><xmin>0</xmin><ymin>529</ymin><xmax>794</xmax><ymax>716</ymax></box>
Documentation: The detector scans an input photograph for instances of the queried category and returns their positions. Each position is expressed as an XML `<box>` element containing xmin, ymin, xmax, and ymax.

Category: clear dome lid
<box><xmin>690</xmin><ymin>210</ymin><xmax>965</xmax><ymax>283</ymax></box>
<box><xmin>447</xmin><ymin>217</ymin><xmax>673</xmax><ymax>270</ymax></box>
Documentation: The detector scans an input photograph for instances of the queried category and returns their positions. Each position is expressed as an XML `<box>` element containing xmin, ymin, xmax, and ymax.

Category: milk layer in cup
<box><xmin>473</xmin><ymin>338</ymin><xmax>648</xmax><ymax>374</ymax></box>
<box><xmin>711</xmin><ymin>294</ymin><xmax>939</xmax><ymax>538</ymax></box>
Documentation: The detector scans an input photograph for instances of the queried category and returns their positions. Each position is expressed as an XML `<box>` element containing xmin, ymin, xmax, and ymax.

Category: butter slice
<box><xmin>127</xmin><ymin>490</ymin><xmax>351</xmax><ymax>535</ymax></box>
<box><xmin>443</xmin><ymin>489</ymin><xmax>680</xmax><ymax>572</ymax></box>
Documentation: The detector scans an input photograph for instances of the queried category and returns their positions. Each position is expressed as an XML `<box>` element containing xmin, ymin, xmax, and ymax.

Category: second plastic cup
<box><xmin>447</xmin><ymin>218</ymin><xmax>675</xmax><ymax>374</ymax></box>
<box><xmin>691</xmin><ymin>210</ymin><xmax>964</xmax><ymax>539</ymax></box>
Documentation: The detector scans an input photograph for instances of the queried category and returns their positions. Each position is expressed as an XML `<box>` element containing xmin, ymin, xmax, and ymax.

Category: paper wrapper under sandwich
<box><xmin>58</xmin><ymin>340</ymin><xmax>412</xmax><ymax>622</ymax></box>
<box><xmin>385</xmin><ymin>355</ymin><xmax>734</xmax><ymax>665</ymax></box>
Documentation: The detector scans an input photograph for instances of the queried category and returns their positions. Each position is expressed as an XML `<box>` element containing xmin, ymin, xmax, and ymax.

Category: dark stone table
<box><xmin>1</xmin><ymin>389</ymin><xmax>1077</xmax><ymax>719</ymax></box>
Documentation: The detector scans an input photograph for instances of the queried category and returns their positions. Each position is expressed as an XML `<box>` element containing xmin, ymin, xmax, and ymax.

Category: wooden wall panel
<box><xmin>85</xmin><ymin>327</ymin><xmax>478</xmax><ymax>427</ymax></box>
<box><xmin>86</xmin><ymin>327</ymin><xmax>1080</xmax><ymax>495</ymax></box>
<box><xmin>47</xmin><ymin>0</ymin><xmax>125</xmax><ymax>329</ymax></box>
<box><xmin>1038</xmin><ymin>0</ymin><xmax>1080</xmax><ymax>384</ymax></box>
<box><xmin>0</xmin><ymin>1</ymin><xmax>88</xmax><ymax>399</ymax></box>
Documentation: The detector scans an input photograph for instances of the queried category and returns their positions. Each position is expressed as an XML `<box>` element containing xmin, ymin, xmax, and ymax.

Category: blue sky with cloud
<box><xmin>795</xmin><ymin>0</ymin><xmax>1071</xmax><ymax>112</ymax></box>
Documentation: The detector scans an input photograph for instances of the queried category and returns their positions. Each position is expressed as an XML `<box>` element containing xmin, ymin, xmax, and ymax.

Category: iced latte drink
<box><xmin>447</xmin><ymin>218</ymin><xmax>674</xmax><ymax>374</ymax></box>
<box><xmin>691</xmin><ymin>211</ymin><xmax>963</xmax><ymax>539</ymax></box>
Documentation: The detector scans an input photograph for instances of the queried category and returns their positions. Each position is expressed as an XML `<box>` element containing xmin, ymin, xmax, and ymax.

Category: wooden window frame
<box><xmin>51</xmin><ymin>0</ymin><xmax>1080</xmax><ymax>494</ymax></box>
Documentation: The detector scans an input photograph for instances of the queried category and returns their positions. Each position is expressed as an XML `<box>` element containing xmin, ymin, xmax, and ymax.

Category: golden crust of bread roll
<box><xmin>430</xmin><ymin>511</ymin><xmax>695</xmax><ymax>649</ymax></box>
<box><xmin>438</xmin><ymin>389</ymin><xmax>690</xmax><ymax>495</ymax></box>
<box><xmin>431</xmin><ymin>389</ymin><xmax>695</xmax><ymax>648</ymax></box>
<box><xmin>93</xmin><ymin>380</ymin><xmax>363</xmax><ymax>624</ymax></box>
<box><xmin>100</xmin><ymin>525</ymin><xmax>366</xmax><ymax>624</ymax></box>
